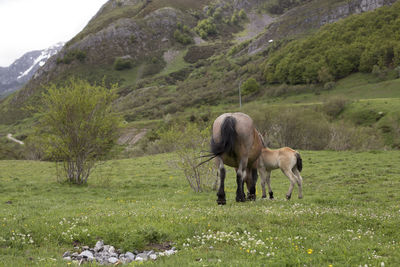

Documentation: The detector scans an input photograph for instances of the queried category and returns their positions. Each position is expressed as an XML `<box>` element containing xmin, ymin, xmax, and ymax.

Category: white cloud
<box><xmin>0</xmin><ymin>0</ymin><xmax>107</xmax><ymax>67</ymax></box>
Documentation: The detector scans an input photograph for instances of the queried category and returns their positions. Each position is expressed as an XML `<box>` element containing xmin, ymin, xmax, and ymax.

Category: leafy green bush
<box><xmin>38</xmin><ymin>78</ymin><xmax>122</xmax><ymax>184</ymax></box>
<box><xmin>194</xmin><ymin>18</ymin><xmax>217</xmax><ymax>39</ymax></box>
<box><xmin>56</xmin><ymin>50</ymin><xmax>86</xmax><ymax>64</ymax></box>
<box><xmin>241</xmin><ymin>78</ymin><xmax>260</xmax><ymax>95</ymax></box>
<box><xmin>173</xmin><ymin>29</ymin><xmax>193</xmax><ymax>45</ymax></box>
<box><xmin>239</xmin><ymin>9</ymin><xmax>247</xmax><ymax>19</ymax></box>
<box><xmin>113</xmin><ymin>57</ymin><xmax>133</xmax><ymax>70</ymax></box>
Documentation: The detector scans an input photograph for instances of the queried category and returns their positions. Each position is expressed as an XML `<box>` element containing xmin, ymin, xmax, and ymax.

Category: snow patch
<box><xmin>17</xmin><ymin>42</ymin><xmax>64</xmax><ymax>80</ymax></box>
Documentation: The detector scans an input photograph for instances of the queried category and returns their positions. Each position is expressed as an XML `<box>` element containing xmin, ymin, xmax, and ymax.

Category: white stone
<box><xmin>79</xmin><ymin>250</ymin><xmax>94</xmax><ymax>260</ymax></box>
<box><xmin>108</xmin><ymin>257</ymin><xmax>119</xmax><ymax>264</ymax></box>
<box><xmin>125</xmin><ymin>252</ymin><xmax>135</xmax><ymax>261</ymax></box>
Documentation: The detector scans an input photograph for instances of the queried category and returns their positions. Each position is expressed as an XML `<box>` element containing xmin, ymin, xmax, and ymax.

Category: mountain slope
<box><xmin>0</xmin><ymin>0</ymin><xmax>397</xmax><ymax>125</ymax></box>
<box><xmin>0</xmin><ymin>43</ymin><xmax>64</xmax><ymax>97</ymax></box>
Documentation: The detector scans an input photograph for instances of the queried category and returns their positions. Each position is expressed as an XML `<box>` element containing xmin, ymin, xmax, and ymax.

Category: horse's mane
<box><xmin>257</xmin><ymin>130</ymin><xmax>266</xmax><ymax>148</ymax></box>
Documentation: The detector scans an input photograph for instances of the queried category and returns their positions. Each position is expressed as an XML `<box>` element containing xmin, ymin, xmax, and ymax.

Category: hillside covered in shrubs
<box><xmin>263</xmin><ymin>1</ymin><xmax>400</xmax><ymax>84</ymax></box>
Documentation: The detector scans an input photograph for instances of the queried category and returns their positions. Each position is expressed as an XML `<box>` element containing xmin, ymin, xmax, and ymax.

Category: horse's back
<box><xmin>278</xmin><ymin>147</ymin><xmax>298</xmax><ymax>169</ymax></box>
<box><xmin>212</xmin><ymin>112</ymin><xmax>253</xmax><ymax>139</ymax></box>
<box><xmin>212</xmin><ymin>112</ymin><xmax>262</xmax><ymax>168</ymax></box>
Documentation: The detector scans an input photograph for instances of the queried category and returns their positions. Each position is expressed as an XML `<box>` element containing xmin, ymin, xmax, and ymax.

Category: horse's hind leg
<box><xmin>247</xmin><ymin>168</ymin><xmax>258</xmax><ymax>201</ymax></box>
<box><xmin>283</xmin><ymin>169</ymin><xmax>297</xmax><ymax>200</ymax></box>
<box><xmin>265</xmin><ymin>170</ymin><xmax>274</xmax><ymax>199</ymax></box>
<box><xmin>236</xmin><ymin>158</ymin><xmax>247</xmax><ymax>202</ymax></box>
<box><xmin>216</xmin><ymin>157</ymin><xmax>226</xmax><ymax>205</ymax></box>
<box><xmin>293</xmin><ymin>168</ymin><xmax>303</xmax><ymax>199</ymax></box>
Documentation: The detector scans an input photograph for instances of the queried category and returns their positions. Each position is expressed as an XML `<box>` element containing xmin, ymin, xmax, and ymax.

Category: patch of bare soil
<box><xmin>117</xmin><ymin>128</ymin><xmax>148</xmax><ymax>146</ymax></box>
<box><xmin>235</xmin><ymin>12</ymin><xmax>275</xmax><ymax>43</ymax></box>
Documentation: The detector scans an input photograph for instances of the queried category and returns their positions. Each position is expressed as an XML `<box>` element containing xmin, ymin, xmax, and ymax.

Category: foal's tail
<box><xmin>211</xmin><ymin>116</ymin><xmax>237</xmax><ymax>157</ymax></box>
<box><xmin>295</xmin><ymin>152</ymin><xmax>303</xmax><ymax>172</ymax></box>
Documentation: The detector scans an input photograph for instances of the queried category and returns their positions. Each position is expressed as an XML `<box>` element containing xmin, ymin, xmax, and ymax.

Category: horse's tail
<box><xmin>295</xmin><ymin>152</ymin><xmax>303</xmax><ymax>172</ymax></box>
<box><xmin>197</xmin><ymin>116</ymin><xmax>237</xmax><ymax>167</ymax></box>
<box><xmin>211</xmin><ymin>116</ymin><xmax>237</xmax><ymax>157</ymax></box>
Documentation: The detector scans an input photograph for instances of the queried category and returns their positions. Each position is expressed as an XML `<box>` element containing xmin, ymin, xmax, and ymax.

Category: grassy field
<box><xmin>1</xmin><ymin>150</ymin><xmax>400</xmax><ymax>266</ymax></box>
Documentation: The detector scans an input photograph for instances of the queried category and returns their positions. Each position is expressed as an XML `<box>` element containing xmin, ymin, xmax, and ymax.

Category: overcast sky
<box><xmin>0</xmin><ymin>0</ymin><xmax>108</xmax><ymax>67</ymax></box>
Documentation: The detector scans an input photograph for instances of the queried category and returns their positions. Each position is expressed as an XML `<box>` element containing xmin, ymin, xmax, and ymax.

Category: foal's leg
<box><xmin>283</xmin><ymin>169</ymin><xmax>298</xmax><ymax>200</ymax></box>
<box><xmin>216</xmin><ymin>157</ymin><xmax>226</xmax><ymax>205</ymax></box>
<box><xmin>265</xmin><ymin>170</ymin><xmax>274</xmax><ymax>199</ymax></box>
<box><xmin>293</xmin><ymin>168</ymin><xmax>303</xmax><ymax>199</ymax></box>
<box><xmin>259</xmin><ymin>167</ymin><xmax>267</xmax><ymax>199</ymax></box>
<box><xmin>236</xmin><ymin>158</ymin><xmax>247</xmax><ymax>202</ymax></box>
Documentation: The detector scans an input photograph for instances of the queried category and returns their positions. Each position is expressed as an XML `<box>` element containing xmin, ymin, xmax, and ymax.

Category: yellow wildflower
<box><xmin>307</xmin><ymin>249</ymin><xmax>313</xmax><ymax>254</ymax></box>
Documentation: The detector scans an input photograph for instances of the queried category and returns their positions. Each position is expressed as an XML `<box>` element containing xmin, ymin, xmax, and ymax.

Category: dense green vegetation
<box><xmin>37</xmin><ymin>79</ymin><xmax>122</xmax><ymax>184</ymax></box>
<box><xmin>263</xmin><ymin>1</ymin><xmax>400</xmax><ymax>84</ymax></box>
<box><xmin>1</xmin><ymin>151</ymin><xmax>400</xmax><ymax>266</ymax></box>
<box><xmin>114</xmin><ymin>57</ymin><xmax>134</xmax><ymax>71</ymax></box>
<box><xmin>56</xmin><ymin>50</ymin><xmax>86</xmax><ymax>64</ymax></box>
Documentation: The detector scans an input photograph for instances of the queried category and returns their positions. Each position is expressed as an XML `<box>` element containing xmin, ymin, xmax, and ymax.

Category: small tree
<box><xmin>242</xmin><ymin>77</ymin><xmax>260</xmax><ymax>95</ymax></box>
<box><xmin>39</xmin><ymin>78</ymin><xmax>122</xmax><ymax>184</ymax></box>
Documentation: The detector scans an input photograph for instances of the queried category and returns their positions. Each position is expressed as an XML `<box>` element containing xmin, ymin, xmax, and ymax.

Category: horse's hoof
<box><xmin>236</xmin><ymin>197</ymin><xmax>246</xmax><ymax>202</ymax></box>
<box><xmin>286</xmin><ymin>194</ymin><xmax>291</xmax><ymax>200</ymax></box>
<box><xmin>247</xmin><ymin>194</ymin><xmax>256</xmax><ymax>201</ymax></box>
<box><xmin>262</xmin><ymin>195</ymin><xmax>267</xmax><ymax>199</ymax></box>
<box><xmin>217</xmin><ymin>198</ymin><xmax>226</xmax><ymax>205</ymax></box>
<box><xmin>298</xmin><ymin>196</ymin><xmax>303</xmax><ymax>199</ymax></box>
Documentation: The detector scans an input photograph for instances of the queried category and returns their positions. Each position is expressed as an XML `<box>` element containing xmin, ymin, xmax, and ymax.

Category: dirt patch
<box><xmin>163</xmin><ymin>49</ymin><xmax>181</xmax><ymax>64</ymax></box>
<box><xmin>117</xmin><ymin>128</ymin><xmax>148</xmax><ymax>145</ymax></box>
<box><xmin>235</xmin><ymin>12</ymin><xmax>275</xmax><ymax>43</ymax></box>
<box><xmin>145</xmin><ymin>241</ymin><xmax>173</xmax><ymax>251</ymax></box>
<box><xmin>184</xmin><ymin>45</ymin><xmax>218</xmax><ymax>63</ymax></box>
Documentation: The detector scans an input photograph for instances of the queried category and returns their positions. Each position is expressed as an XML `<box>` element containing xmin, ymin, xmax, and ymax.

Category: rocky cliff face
<box><xmin>247</xmin><ymin>0</ymin><xmax>397</xmax><ymax>55</ymax></box>
<box><xmin>27</xmin><ymin>4</ymin><xmax>196</xmax><ymax>93</ymax></box>
<box><xmin>0</xmin><ymin>43</ymin><xmax>63</xmax><ymax>97</ymax></box>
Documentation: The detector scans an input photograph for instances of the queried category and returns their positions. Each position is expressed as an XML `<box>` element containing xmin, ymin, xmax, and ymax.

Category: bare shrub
<box><xmin>24</xmin><ymin>135</ymin><xmax>46</xmax><ymax>160</ymax></box>
<box><xmin>251</xmin><ymin>106</ymin><xmax>384</xmax><ymax>151</ymax></box>
<box><xmin>323</xmin><ymin>96</ymin><xmax>350</xmax><ymax>118</ymax></box>
<box><xmin>328</xmin><ymin>121</ymin><xmax>383</xmax><ymax>150</ymax></box>
<box><xmin>256</xmin><ymin>108</ymin><xmax>330</xmax><ymax>150</ymax></box>
<box><xmin>323</xmin><ymin>81</ymin><xmax>336</xmax><ymax>90</ymax></box>
<box><xmin>158</xmin><ymin>123</ymin><xmax>218</xmax><ymax>192</ymax></box>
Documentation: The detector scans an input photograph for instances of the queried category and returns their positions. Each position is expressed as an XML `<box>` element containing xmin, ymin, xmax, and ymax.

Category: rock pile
<box><xmin>62</xmin><ymin>240</ymin><xmax>177</xmax><ymax>265</ymax></box>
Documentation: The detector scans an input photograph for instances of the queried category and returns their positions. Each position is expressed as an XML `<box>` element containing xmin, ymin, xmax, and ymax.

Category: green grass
<box><xmin>1</xmin><ymin>151</ymin><xmax>400</xmax><ymax>266</ymax></box>
<box><xmin>158</xmin><ymin>49</ymin><xmax>189</xmax><ymax>77</ymax></box>
<box><xmin>259</xmin><ymin>75</ymin><xmax>400</xmax><ymax>105</ymax></box>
